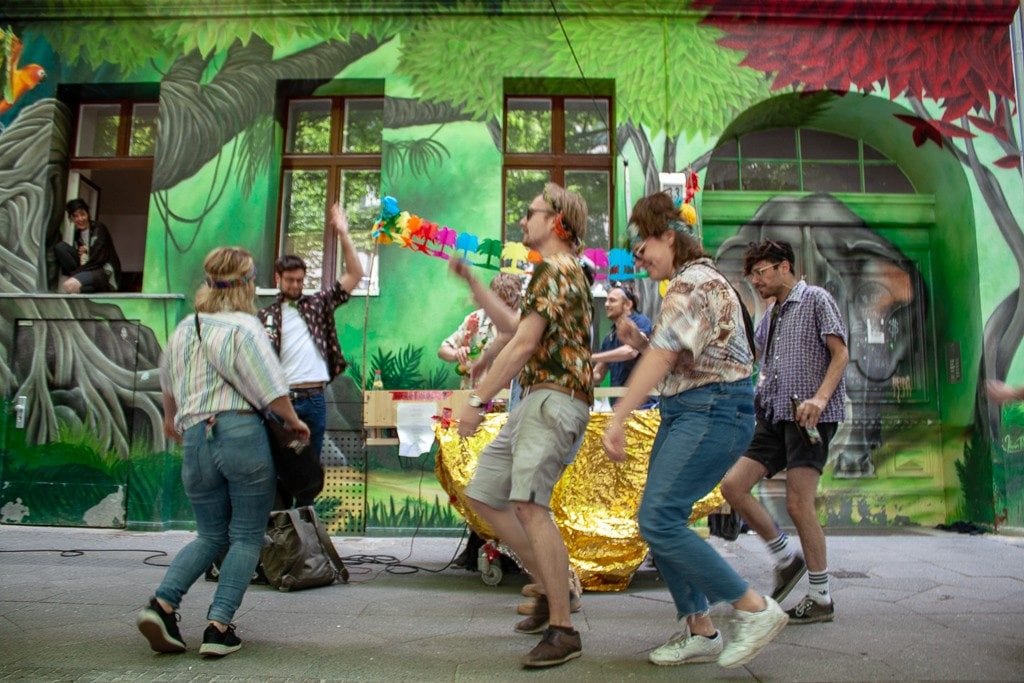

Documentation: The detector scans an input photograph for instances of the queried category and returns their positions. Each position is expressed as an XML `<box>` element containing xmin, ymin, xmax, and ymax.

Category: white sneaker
<box><xmin>649</xmin><ymin>626</ymin><xmax>724</xmax><ymax>665</ymax></box>
<box><xmin>718</xmin><ymin>596</ymin><xmax>788</xmax><ymax>669</ymax></box>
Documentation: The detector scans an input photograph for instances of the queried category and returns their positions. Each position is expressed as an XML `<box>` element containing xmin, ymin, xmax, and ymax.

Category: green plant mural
<box><xmin>1</xmin><ymin>0</ymin><xmax>1022</xmax><ymax>532</ymax></box>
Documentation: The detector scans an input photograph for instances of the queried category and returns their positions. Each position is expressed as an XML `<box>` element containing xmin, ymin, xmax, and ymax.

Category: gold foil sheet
<box><xmin>434</xmin><ymin>410</ymin><xmax>725</xmax><ymax>591</ymax></box>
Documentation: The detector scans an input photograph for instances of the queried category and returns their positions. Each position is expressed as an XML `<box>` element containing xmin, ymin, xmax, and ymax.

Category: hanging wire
<box><xmin>548</xmin><ymin>0</ymin><xmax>611</xmax><ymax>135</ymax></box>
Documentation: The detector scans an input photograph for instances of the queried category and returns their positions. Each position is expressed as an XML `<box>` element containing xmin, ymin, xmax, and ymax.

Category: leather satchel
<box><xmin>261</xmin><ymin>506</ymin><xmax>349</xmax><ymax>591</ymax></box>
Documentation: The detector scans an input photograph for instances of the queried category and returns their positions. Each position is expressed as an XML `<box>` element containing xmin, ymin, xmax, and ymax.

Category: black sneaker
<box><xmin>786</xmin><ymin>596</ymin><xmax>835</xmax><ymax>624</ymax></box>
<box><xmin>199</xmin><ymin>623</ymin><xmax>241</xmax><ymax>657</ymax></box>
<box><xmin>771</xmin><ymin>554</ymin><xmax>806</xmax><ymax>603</ymax></box>
<box><xmin>136</xmin><ymin>597</ymin><xmax>186</xmax><ymax>653</ymax></box>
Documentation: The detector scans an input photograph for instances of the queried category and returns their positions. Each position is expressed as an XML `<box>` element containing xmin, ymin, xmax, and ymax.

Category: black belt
<box><xmin>289</xmin><ymin>386</ymin><xmax>324</xmax><ymax>400</ymax></box>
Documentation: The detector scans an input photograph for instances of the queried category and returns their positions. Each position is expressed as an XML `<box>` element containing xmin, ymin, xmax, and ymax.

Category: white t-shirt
<box><xmin>279</xmin><ymin>305</ymin><xmax>329</xmax><ymax>385</ymax></box>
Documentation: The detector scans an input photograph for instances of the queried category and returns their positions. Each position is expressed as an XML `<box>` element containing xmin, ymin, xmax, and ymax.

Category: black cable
<box><xmin>548</xmin><ymin>0</ymin><xmax>611</xmax><ymax>134</ymax></box>
<box><xmin>0</xmin><ymin>548</ymin><xmax>170</xmax><ymax>567</ymax></box>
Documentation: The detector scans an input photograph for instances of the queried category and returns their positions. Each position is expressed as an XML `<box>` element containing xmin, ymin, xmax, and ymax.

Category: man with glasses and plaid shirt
<box><xmin>721</xmin><ymin>238</ymin><xmax>848</xmax><ymax>626</ymax></box>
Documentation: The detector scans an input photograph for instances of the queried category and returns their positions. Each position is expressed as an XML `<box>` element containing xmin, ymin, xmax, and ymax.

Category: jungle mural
<box><xmin>0</xmin><ymin>1</ymin><xmax>1021</xmax><ymax>532</ymax></box>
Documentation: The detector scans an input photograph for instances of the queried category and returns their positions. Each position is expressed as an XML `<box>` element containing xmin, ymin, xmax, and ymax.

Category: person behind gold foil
<box><xmin>438</xmin><ymin>271</ymin><xmax>522</xmax><ymax>388</ymax></box>
<box><xmin>601</xmin><ymin>191</ymin><xmax>787</xmax><ymax>669</ymax></box>
<box><xmin>456</xmin><ymin>182</ymin><xmax>591</xmax><ymax>669</ymax></box>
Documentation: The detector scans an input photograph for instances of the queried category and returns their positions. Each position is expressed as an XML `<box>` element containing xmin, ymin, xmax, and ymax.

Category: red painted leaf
<box><xmin>994</xmin><ymin>154</ymin><xmax>1021</xmax><ymax>169</ymax></box>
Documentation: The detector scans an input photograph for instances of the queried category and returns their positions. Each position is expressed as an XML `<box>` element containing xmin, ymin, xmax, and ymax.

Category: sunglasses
<box><xmin>526</xmin><ymin>207</ymin><xmax>556</xmax><ymax>221</ymax></box>
<box><xmin>632</xmin><ymin>236</ymin><xmax>653</xmax><ymax>260</ymax></box>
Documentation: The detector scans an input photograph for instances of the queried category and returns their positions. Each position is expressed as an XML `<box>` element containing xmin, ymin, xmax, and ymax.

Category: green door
<box><xmin>704</xmin><ymin>191</ymin><xmax>946</xmax><ymax>527</ymax></box>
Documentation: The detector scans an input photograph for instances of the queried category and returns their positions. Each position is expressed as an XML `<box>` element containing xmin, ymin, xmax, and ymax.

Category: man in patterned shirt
<box><xmin>457</xmin><ymin>182</ymin><xmax>592</xmax><ymax>669</ymax></box>
<box><xmin>722</xmin><ymin>238</ymin><xmax>848</xmax><ymax>625</ymax></box>
<box><xmin>258</xmin><ymin>203</ymin><xmax>363</xmax><ymax>507</ymax></box>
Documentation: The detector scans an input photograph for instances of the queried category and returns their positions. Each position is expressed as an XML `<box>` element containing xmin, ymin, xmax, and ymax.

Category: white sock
<box><xmin>766</xmin><ymin>532</ymin><xmax>793</xmax><ymax>567</ymax></box>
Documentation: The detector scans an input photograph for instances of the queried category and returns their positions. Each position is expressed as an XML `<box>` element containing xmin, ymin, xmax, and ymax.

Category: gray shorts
<box><xmin>465</xmin><ymin>389</ymin><xmax>590</xmax><ymax>509</ymax></box>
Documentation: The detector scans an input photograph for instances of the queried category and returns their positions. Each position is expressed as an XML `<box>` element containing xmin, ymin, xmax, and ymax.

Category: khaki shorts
<box><xmin>465</xmin><ymin>389</ymin><xmax>590</xmax><ymax>509</ymax></box>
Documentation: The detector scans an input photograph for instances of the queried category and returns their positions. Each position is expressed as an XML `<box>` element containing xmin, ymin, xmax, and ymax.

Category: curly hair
<box><xmin>629</xmin><ymin>192</ymin><xmax>706</xmax><ymax>268</ymax></box>
<box><xmin>742</xmin><ymin>239</ymin><xmax>795</xmax><ymax>276</ymax></box>
<box><xmin>194</xmin><ymin>246</ymin><xmax>257</xmax><ymax>314</ymax></box>
<box><xmin>490</xmin><ymin>272</ymin><xmax>523</xmax><ymax>310</ymax></box>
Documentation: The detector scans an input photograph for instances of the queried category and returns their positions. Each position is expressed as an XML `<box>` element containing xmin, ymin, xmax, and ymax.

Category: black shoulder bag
<box><xmin>193</xmin><ymin>314</ymin><xmax>324</xmax><ymax>503</ymax></box>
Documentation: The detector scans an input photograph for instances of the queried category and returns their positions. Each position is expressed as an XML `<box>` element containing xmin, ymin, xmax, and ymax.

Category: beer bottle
<box><xmin>791</xmin><ymin>394</ymin><xmax>821</xmax><ymax>445</ymax></box>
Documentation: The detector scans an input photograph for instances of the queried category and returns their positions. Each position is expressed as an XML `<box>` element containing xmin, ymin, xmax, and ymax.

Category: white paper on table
<box><xmin>396</xmin><ymin>402</ymin><xmax>439</xmax><ymax>457</ymax></box>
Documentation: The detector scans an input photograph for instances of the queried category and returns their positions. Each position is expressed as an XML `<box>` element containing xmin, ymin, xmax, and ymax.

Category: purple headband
<box><xmin>205</xmin><ymin>266</ymin><xmax>255</xmax><ymax>289</ymax></box>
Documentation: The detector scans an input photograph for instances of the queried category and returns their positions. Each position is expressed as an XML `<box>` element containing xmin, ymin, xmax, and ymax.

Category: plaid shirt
<box><xmin>755</xmin><ymin>279</ymin><xmax>847</xmax><ymax>423</ymax></box>
<box><xmin>258</xmin><ymin>280</ymin><xmax>351</xmax><ymax>382</ymax></box>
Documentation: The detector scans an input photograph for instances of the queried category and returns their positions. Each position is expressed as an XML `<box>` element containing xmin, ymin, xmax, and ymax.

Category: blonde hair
<box><xmin>542</xmin><ymin>182</ymin><xmax>588</xmax><ymax>253</ymax></box>
<box><xmin>194</xmin><ymin>246</ymin><xmax>257</xmax><ymax>314</ymax></box>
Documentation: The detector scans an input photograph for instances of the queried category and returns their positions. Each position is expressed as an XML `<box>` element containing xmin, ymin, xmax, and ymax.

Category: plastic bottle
<box><xmin>790</xmin><ymin>394</ymin><xmax>821</xmax><ymax>445</ymax></box>
<box><xmin>372</xmin><ymin>369</ymin><xmax>384</xmax><ymax>390</ymax></box>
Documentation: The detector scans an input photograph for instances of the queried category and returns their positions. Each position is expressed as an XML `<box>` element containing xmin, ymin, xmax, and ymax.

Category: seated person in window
<box><xmin>54</xmin><ymin>198</ymin><xmax>122</xmax><ymax>293</ymax></box>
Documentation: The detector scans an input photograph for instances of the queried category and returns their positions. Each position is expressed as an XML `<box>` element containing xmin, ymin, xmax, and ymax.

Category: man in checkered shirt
<box><xmin>722</xmin><ymin>239</ymin><xmax>848</xmax><ymax>626</ymax></box>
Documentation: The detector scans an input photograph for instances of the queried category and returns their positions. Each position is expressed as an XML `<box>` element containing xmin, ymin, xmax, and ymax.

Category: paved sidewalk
<box><xmin>1</xmin><ymin>524</ymin><xmax>1022</xmax><ymax>681</ymax></box>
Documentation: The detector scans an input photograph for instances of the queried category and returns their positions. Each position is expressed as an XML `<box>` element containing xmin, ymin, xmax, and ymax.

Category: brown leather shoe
<box><xmin>514</xmin><ymin>595</ymin><xmax>549</xmax><ymax>634</ymax></box>
<box><xmin>517</xmin><ymin>593</ymin><xmax>582</xmax><ymax>615</ymax></box>
<box><xmin>521</xmin><ymin>627</ymin><xmax>582</xmax><ymax>668</ymax></box>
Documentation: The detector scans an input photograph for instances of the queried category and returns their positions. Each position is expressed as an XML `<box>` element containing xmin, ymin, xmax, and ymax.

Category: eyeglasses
<box><xmin>525</xmin><ymin>207</ymin><xmax>556</xmax><ymax>221</ymax></box>
<box><xmin>632</xmin><ymin>237</ymin><xmax>652</xmax><ymax>260</ymax></box>
<box><xmin>747</xmin><ymin>263</ymin><xmax>780</xmax><ymax>281</ymax></box>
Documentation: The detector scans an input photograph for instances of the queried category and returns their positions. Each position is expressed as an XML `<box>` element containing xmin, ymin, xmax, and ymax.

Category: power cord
<box><xmin>0</xmin><ymin>547</ymin><xmax>170</xmax><ymax>567</ymax></box>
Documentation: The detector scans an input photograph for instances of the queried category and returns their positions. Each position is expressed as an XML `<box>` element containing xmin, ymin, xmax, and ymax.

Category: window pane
<box><xmin>565</xmin><ymin>169</ymin><xmax>610</xmax><ymax>250</ymax></box>
<box><xmin>706</xmin><ymin>158</ymin><xmax>739</xmax><ymax>191</ymax></box>
<box><xmin>740</xmin><ymin>161</ymin><xmax>799</xmax><ymax>191</ymax></box>
<box><xmin>863</xmin><ymin>143</ymin><xmax>887</xmax><ymax>160</ymax></box>
<box><xmin>281</xmin><ymin>169</ymin><xmax>328</xmax><ymax>290</ymax></box>
<box><xmin>801</xmin><ymin>129</ymin><xmax>857</xmax><ymax>160</ymax></box>
<box><xmin>740</xmin><ymin>128</ymin><xmax>796</xmax><ymax>158</ymax></box>
<box><xmin>504</xmin><ymin>169</ymin><xmax>550</xmax><ymax>242</ymax></box>
<box><xmin>565</xmin><ymin>98</ymin><xmax>609</xmax><ymax>154</ymax></box>
<box><xmin>506</xmin><ymin>98</ymin><xmax>551</xmax><ymax>153</ymax></box>
<box><xmin>343</xmin><ymin>98</ymin><xmax>384</xmax><ymax>154</ymax></box>
<box><xmin>129</xmin><ymin>103</ymin><xmax>158</xmax><ymax>157</ymax></box>
<box><xmin>286</xmin><ymin>99</ymin><xmax>331</xmax><ymax>154</ymax></box>
<box><xmin>338</xmin><ymin>169</ymin><xmax>381</xmax><ymax>293</ymax></box>
<box><xmin>76</xmin><ymin>104</ymin><xmax>121</xmax><ymax>157</ymax></box>
<box><xmin>803</xmin><ymin>162</ymin><xmax>862</xmax><ymax>192</ymax></box>
<box><xmin>865</xmin><ymin>164</ymin><xmax>915</xmax><ymax>193</ymax></box>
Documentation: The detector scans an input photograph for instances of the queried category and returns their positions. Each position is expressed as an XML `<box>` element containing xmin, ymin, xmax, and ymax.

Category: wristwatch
<box><xmin>467</xmin><ymin>394</ymin><xmax>485</xmax><ymax>409</ymax></box>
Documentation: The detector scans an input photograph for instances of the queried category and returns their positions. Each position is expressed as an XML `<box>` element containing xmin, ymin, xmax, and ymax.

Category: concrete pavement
<box><xmin>1</xmin><ymin>524</ymin><xmax>1023</xmax><ymax>681</ymax></box>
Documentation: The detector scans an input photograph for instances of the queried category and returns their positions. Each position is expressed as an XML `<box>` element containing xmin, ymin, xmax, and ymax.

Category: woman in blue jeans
<box><xmin>602</xmin><ymin>192</ymin><xmax>788</xmax><ymax>669</ymax></box>
<box><xmin>137</xmin><ymin>246</ymin><xmax>308</xmax><ymax>658</ymax></box>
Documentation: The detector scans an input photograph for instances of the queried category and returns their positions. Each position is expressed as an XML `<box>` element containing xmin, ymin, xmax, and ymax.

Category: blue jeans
<box><xmin>638</xmin><ymin>379</ymin><xmax>756</xmax><ymax>619</ymax></box>
<box><xmin>293</xmin><ymin>393</ymin><xmax>327</xmax><ymax>461</ymax></box>
<box><xmin>156</xmin><ymin>412</ymin><xmax>276</xmax><ymax>624</ymax></box>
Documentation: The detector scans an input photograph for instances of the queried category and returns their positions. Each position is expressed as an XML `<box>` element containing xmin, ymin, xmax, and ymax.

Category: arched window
<box><xmin>706</xmin><ymin>128</ymin><xmax>914</xmax><ymax>194</ymax></box>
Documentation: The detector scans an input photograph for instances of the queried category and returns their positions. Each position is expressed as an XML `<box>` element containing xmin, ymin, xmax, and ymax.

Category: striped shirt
<box><xmin>160</xmin><ymin>312</ymin><xmax>289</xmax><ymax>432</ymax></box>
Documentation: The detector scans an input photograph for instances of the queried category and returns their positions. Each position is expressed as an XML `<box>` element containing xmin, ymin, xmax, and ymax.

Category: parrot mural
<box><xmin>0</xmin><ymin>26</ymin><xmax>46</xmax><ymax>117</ymax></box>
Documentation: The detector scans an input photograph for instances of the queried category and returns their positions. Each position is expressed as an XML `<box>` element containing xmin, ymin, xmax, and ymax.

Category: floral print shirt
<box><xmin>257</xmin><ymin>280</ymin><xmax>351</xmax><ymax>383</ymax></box>
<box><xmin>518</xmin><ymin>252</ymin><xmax>594</xmax><ymax>404</ymax></box>
<box><xmin>650</xmin><ymin>258</ymin><xmax>753</xmax><ymax>397</ymax></box>
<box><xmin>443</xmin><ymin>308</ymin><xmax>497</xmax><ymax>388</ymax></box>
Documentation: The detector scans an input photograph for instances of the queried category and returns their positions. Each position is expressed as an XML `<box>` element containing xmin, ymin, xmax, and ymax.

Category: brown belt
<box><xmin>520</xmin><ymin>382</ymin><xmax>588</xmax><ymax>405</ymax></box>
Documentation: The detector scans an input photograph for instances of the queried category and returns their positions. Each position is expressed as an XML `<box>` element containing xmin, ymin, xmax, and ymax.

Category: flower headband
<box><xmin>205</xmin><ymin>266</ymin><xmax>255</xmax><ymax>289</ymax></box>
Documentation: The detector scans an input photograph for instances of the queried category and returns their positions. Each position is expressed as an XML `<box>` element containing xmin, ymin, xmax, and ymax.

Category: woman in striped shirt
<box><xmin>137</xmin><ymin>246</ymin><xmax>309</xmax><ymax>658</ymax></box>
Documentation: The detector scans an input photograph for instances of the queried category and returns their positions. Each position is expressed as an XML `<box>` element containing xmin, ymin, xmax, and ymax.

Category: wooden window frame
<box><xmin>278</xmin><ymin>95</ymin><xmax>382</xmax><ymax>289</ymax></box>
